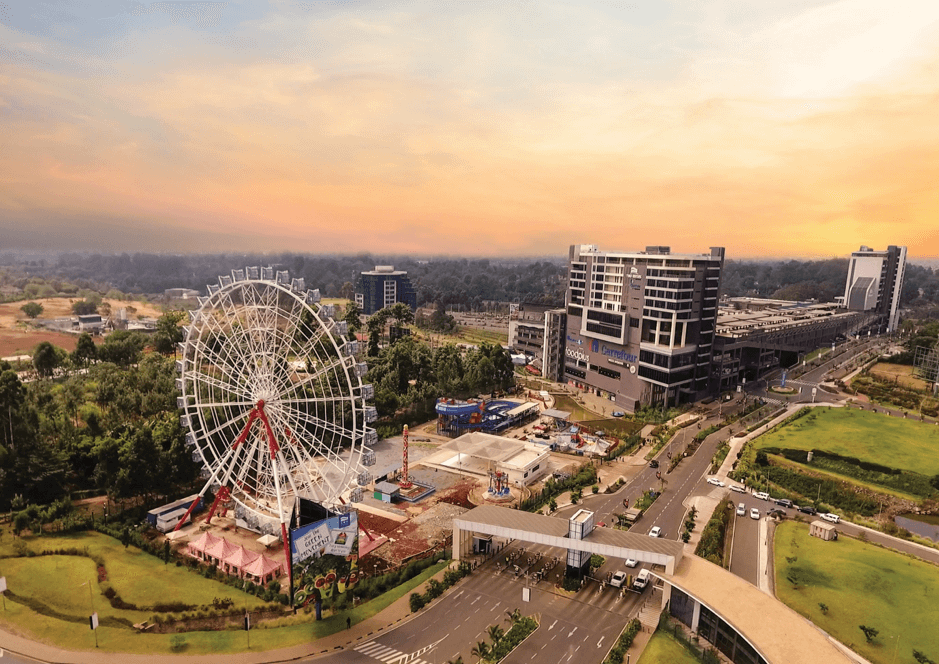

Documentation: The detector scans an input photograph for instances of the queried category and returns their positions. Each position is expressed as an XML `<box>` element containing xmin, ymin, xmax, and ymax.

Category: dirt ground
<box><xmin>0</xmin><ymin>297</ymin><xmax>164</xmax><ymax>356</ymax></box>
<box><xmin>869</xmin><ymin>362</ymin><xmax>931</xmax><ymax>391</ymax></box>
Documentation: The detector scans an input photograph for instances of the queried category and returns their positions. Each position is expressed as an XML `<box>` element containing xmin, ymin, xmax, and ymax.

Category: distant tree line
<box><xmin>1</xmin><ymin>252</ymin><xmax>568</xmax><ymax>309</ymax></box>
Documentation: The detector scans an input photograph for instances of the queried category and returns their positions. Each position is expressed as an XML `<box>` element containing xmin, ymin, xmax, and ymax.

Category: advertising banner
<box><xmin>291</xmin><ymin>511</ymin><xmax>359</xmax><ymax>609</ymax></box>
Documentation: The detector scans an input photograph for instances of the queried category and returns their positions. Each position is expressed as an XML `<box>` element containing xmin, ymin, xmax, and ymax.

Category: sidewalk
<box><xmin>0</xmin><ymin>568</ymin><xmax>450</xmax><ymax>664</ymax></box>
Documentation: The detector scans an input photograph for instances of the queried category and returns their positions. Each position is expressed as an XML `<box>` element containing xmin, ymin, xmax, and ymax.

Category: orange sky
<box><xmin>1</xmin><ymin>1</ymin><xmax>938</xmax><ymax>259</ymax></box>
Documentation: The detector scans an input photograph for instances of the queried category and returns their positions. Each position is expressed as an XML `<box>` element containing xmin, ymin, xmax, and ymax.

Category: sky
<box><xmin>1</xmin><ymin>1</ymin><xmax>938</xmax><ymax>260</ymax></box>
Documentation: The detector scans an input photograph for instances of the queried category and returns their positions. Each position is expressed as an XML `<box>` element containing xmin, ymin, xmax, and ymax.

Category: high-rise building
<box><xmin>508</xmin><ymin>303</ymin><xmax>567</xmax><ymax>381</ymax></box>
<box><xmin>843</xmin><ymin>245</ymin><xmax>907</xmax><ymax>332</ymax></box>
<box><xmin>355</xmin><ymin>266</ymin><xmax>417</xmax><ymax>315</ymax></box>
<box><xmin>564</xmin><ymin>244</ymin><xmax>724</xmax><ymax>411</ymax></box>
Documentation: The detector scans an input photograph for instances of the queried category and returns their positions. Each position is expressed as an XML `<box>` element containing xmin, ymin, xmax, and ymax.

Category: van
<box><xmin>821</xmin><ymin>512</ymin><xmax>841</xmax><ymax>524</ymax></box>
<box><xmin>754</xmin><ymin>491</ymin><xmax>770</xmax><ymax>501</ymax></box>
<box><xmin>633</xmin><ymin>569</ymin><xmax>651</xmax><ymax>590</ymax></box>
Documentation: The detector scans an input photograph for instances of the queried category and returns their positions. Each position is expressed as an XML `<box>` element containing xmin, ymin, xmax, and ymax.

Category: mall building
<box><xmin>563</xmin><ymin>244</ymin><xmax>724</xmax><ymax>411</ymax></box>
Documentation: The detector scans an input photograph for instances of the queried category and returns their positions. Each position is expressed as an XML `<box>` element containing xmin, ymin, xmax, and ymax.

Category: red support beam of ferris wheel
<box><xmin>252</xmin><ymin>400</ymin><xmax>293</xmax><ymax>592</ymax></box>
<box><xmin>174</xmin><ymin>404</ymin><xmax>263</xmax><ymax>532</ymax></box>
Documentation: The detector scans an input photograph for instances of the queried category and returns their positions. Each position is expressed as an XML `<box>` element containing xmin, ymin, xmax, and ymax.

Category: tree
<box><xmin>153</xmin><ymin>311</ymin><xmax>185</xmax><ymax>355</ymax></box>
<box><xmin>486</xmin><ymin>624</ymin><xmax>504</xmax><ymax>646</ymax></box>
<box><xmin>343</xmin><ymin>300</ymin><xmax>363</xmax><ymax>334</ymax></box>
<box><xmin>470</xmin><ymin>640</ymin><xmax>490</xmax><ymax>663</ymax></box>
<box><xmin>72</xmin><ymin>332</ymin><xmax>98</xmax><ymax>366</ymax></box>
<box><xmin>390</xmin><ymin>302</ymin><xmax>415</xmax><ymax>325</ymax></box>
<box><xmin>32</xmin><ymin>341</ymin><xmax>63</xmax><ymax>378</ymax></box>
<box><xmin>913</xmin><ymin>649</ymin><xmax>936</xmax><ymax>664</ymax></box>
<box><xmin>504</xmin><ymin>607</ymin><xmax>521</xmax><ymax>626</ymax></box>
<box><xmin>72</xmin><ymin>300</ymin><xmax>98</xmax><ymax>315</ymax></box>
<box><xmin>20</xmin><ymin>302</ymin><xmax>43</xmax><ymax>318</ymax></box>
<box><xmin>97</xmin><ymin>330</ymin><xmax>146</xmax><ymax>366</ymax></box>
<box><xmin>859</xmin><ymin>625</ymin><xmax>878</xmax><ymax>643</ymax></box>
<box><xmin>409</xmin><ymin>592</ymin><xmax>426</xmax><ymax>612</ymax></box>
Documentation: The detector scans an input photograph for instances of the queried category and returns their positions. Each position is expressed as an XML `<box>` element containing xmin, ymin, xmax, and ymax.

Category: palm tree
<box><xmin>504</xmin><ymin>607</ymin><xmax>522</xmax><ymax>626</ymax></box>
<box><xmin>447</xmin><ymin>657</ymin><xmax>464</xmax><ymax>664</ymax></box>
<box><xmin>487</xmin><ymin>624</ymin><xmax>505</xmax><ymax>646</ymax></box>
<box><xmin>470</xmin><ymin>640</ymin><xmax>490</xmax><ymax>662</ymax></box>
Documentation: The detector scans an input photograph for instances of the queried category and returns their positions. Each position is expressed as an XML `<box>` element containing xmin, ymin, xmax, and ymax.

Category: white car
<box><xmin>649</xmin><ymin>526</ymin><xmax>662</xmax><ymax>538</ymax></box>
<box><xmin>821</xmin><ymin>512</ymin><xmax>841</xmax><ymax>524</ymax></box>
<box><xmin>729</xmin><ymin>484</ymin><xmax>746</xmax><ymax>494</ymax></box>
<box><xmin>736</xmin><ymin>503</ymin><xmax>746</xmax><ymax>516</ymax></box>
<box><xmin>706</xmin><ymin>477</ymin><xmax>725</xmax><ymax>487</ymax></box>
<box><xmin>624</xmin><ymin>558</ymin><xmax>638</xmax><ymax>568</ymax></box>
<box><xmin>610</xmin><ymin>571</ymin><xmax>628</xmax><ymax>588</ymax></box>
<box><xmin>749</xmin><ymin>508</ymin><xmax>761</xmax><ymax>520</ymax></box>
<box><xmin>754</xmin><ymin>491</ymin><xmax>770</xmax><ymax>501</ymax></box>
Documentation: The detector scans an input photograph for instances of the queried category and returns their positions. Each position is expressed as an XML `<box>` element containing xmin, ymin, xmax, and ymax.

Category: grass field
<box><xmin>774</xmin><ymin>521</ymin><xmax>939</xmax><ymax>664</ymax></box>
<box><xmin>636</xmin><ymin>628</ymin><xmax>701</xmax><ymax>664</ymax></box>
<box><xmin>0</xmin><ymin>527</ymin><xmax>447</xmax><ymax>654</ymax></box>
<box><xmin>754</xmin><ymin>407</ymin><xmax>939</xmax><ymax>477</ymax></box>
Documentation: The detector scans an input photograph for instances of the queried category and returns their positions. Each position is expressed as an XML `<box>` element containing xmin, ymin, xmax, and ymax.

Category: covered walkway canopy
<box><xmin>453</xmin><ymin>504</ymin><xmax>683</xmax><ymax>573</ymax></box>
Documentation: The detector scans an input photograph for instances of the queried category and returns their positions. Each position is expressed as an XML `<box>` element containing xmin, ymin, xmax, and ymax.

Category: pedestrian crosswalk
<box><xmin>354</xmin><ymin>640</ymin><xmax>432</xmax><ymax>664</ymax></box>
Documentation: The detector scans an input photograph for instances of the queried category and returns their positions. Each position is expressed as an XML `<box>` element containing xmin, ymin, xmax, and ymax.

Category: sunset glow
<box><xmin>1</xmin><ymin>1</ymin><xmax>938</xmax><ymax>258</ymax></box>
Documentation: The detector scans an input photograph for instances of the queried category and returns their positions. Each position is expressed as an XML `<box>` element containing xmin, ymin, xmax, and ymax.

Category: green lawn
<box><xmin>636</xmin><ymin>628</ymin><xmax>701</xmax><ymax>664</ymax></box>
<box><xmin>0</xmin><ymin>527</ymin><xmax>447</xmax><ymax>655</ymax></box>
<box><xmin>774</xmin><ymin>521</ymin><xmax>939</xmax><ymax>664</ymax></box>
<box><xmin>754</xmin><ymin>407</ymin><xmax>939</xmax><ymax>476</ymax></box>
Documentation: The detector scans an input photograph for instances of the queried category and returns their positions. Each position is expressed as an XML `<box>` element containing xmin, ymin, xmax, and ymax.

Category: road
<box><xmin>310</xmin><ymin>539</ymin><xmax>643</xmax><ymax>664</ymax></box>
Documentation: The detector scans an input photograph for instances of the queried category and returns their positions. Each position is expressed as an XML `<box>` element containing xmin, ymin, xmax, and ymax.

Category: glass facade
<box><xmin>669</xmin><ymin>588</ymin><xmax>767</xmax><ymax>664</ymax></box>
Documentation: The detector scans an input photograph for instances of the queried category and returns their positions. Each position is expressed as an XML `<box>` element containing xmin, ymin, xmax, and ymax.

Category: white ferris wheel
<box><xmin>174</xmin><ymin>267</ymin><xmax>376</xmax><ymax>540</ymax></box>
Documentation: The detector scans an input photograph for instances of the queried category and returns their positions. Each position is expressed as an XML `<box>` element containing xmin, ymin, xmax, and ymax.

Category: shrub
<box><xmin>409</xmin><ymin>593</ymin><xmax>426</xmax><ymax>612</ymax></box>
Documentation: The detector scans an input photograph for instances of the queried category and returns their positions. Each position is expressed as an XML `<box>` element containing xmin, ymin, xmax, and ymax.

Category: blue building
<box><xmin>355</xmin><ymin>265</ymin><xmax>417</xmax><ymax>315</ymax></box>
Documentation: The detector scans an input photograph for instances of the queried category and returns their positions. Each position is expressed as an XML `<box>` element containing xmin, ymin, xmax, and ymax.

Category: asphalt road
<box><xmin>310</xmin><ymin>539</ymin><xmax>643</xmax><ymax>664</ymax></box>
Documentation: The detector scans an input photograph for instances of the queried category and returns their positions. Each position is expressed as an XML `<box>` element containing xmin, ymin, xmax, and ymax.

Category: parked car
<box><xmin>612</xmin><ymin>411</ymin><xmax>625</xmax><ymax>418</ymax></box>
<box><xmin>798</xmin><ymin>505</ymin><xmax>818</xmax><ymax>515</ymax></box>
<box><xmin>754</xmin><ymin>491</ymin><xmax>770</xmax><ymax>501</ymax></box>
<box><xmin>633</xmin><ymin>569</ymin><xmax>651</xmax><ymax>590</ymax></box>
<box><xmin>821</xmin><ymin>512</ymin><xmax>841</xmax><ymax>524</ymax></box>
<box><xmin>774</xmin><ymin>498</ymin><xmax>794</xmax><ymax>509</ymax></box>
<box><xmin>610</xmin><ymin>571</ymin><xmax>628</xmax><ymax>588</ymax></box>
<box><xmin>736</xmin><ymin>503</ymin><xmax>746</xmax><ymax>516</ymax></box>
<box><xmin>624</xmin><ymin>558</ymin><xmax>638</xmax><ymax>568</ymax></box>
<box><xmin>767</xmin><ymin>509</ymin><xmax>787</xmax><ymax>519</ymax></box>
<box><xmin>649</xmin><ymin>460</ymin><xmax>659</xmax><ymax>468</ymax></box>
<box><xmin>649</xmin><ymin>526</ymin><xmax>662</xmax><ymax>538</ymax></box>
<box><xmin>749</xmin><ymin>508</ymin><xmax>761</xmax><ymax>520</ymax></box>
<box><xmin>706</xmin><ymin>477</ymin><xmax>725</xmax><ymax>487</ymax></box>
<box><xmin>729</xmin><ymin>484</ymin><xmax>746</xmax><ymax>494</ymax></box>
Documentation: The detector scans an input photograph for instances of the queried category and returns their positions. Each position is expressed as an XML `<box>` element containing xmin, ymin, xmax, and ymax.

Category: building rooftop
<box><xmin>716</xmin><ymin>298</ymin><xmax>862</xmax><ymax>339</ymax></box>
<box><xmin>657</xmin><ymin>555</ymin><xmax>854</xmax><ymax>664</ymax></box>
<box><xmin>362</xmin><ymin>265</ymin><xmax>408</xmax><ymax>276</ymax></box>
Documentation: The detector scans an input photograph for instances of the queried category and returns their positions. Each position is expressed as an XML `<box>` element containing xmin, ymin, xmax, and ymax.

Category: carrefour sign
<box><xmin>566</xmin><ymin>335</ymin><xmax>582</xmax><ymax>345</ymax></box>
<box><xmin>591</xmin><ymin>340</ymin><xmax>637</xmax><ymax>363</ymax></box>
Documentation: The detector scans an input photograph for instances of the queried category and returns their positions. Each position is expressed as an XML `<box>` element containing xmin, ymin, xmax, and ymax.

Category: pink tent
<box><xmin>203</xmin><ymin>536</ymin><xmax>238</xmax><ymax>568</ymax></box>
<box><xmin>187</xmin><ymin>531</ymin><xmax>221</xmax><ymax>561</ymax></box>
<box><xmin>242</xmin><ymin>553</ymin><xmax>285</xmax><ymax>585</ymax></box>
<box><xmin>223</xmin><ymin>545</ymin><xmax>260</xmax><ymax>578</ymax></box>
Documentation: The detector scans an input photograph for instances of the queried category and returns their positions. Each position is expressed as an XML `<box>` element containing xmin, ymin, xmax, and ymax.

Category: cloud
<box><xmin>0</xmin><ymin>0</ymin><xmax>938</xmax><ymax>258</ymax></box>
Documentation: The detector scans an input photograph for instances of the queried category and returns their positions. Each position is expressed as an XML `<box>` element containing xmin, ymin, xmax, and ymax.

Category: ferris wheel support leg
<box><xmin>255</xmin><ymin>401</ymin><xmax>295</xmax><ymax>592</ymax></box>
<box><xmin>173</xmin><ymin>411</ymin><xmax>257</xmax><ymax>532</ymax></box>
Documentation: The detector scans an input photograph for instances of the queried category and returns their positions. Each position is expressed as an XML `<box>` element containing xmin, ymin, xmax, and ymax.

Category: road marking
<box><xmin>597</xmin><ymin>637</ymin><xmax>605</xmax><ymax>648</ymax></box>
<box><xmin>471</xmin><ymin>595</ymin><xmax>481</xmax><ymax>605</ymax></box>
<box><xmin>549</xmin><ymin>619</ymin><xmax>557</xmax><ymax>630</ymax></box>
<box><xmin>568</xmin><ymin>627</ymin><xmax>577</xmax><ymax>637</ymax></box>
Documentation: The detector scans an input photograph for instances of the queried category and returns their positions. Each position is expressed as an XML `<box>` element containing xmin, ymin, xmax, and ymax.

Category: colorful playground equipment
<box><xmin>435</xmin><ymin>397</ymin><xmax>531</xmax><ymax>437</ymax></box>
